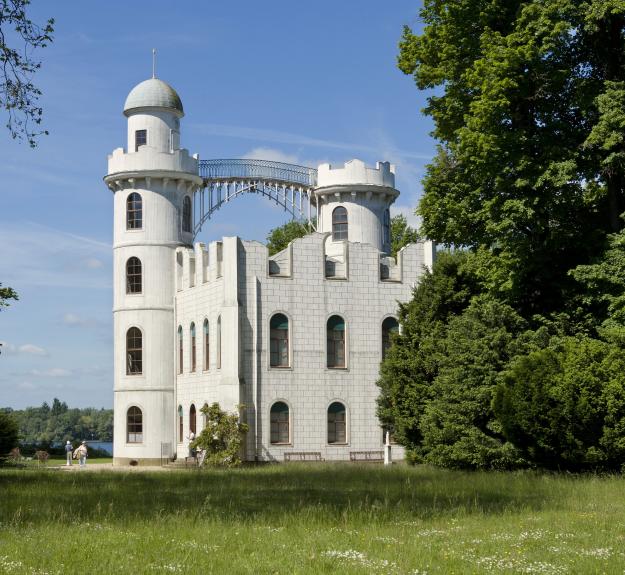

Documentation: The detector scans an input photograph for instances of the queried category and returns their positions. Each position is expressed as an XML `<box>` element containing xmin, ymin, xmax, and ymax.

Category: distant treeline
<box><xmin>1</xmin><ymin>398</ymin><xmax>113</xmax><ymax>444</ymax></box>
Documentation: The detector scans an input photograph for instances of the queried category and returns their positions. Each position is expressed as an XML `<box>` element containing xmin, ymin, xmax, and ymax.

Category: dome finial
<box><xmin>152</xmin><ymin>48</ymin><xmax>156</xmax><ymax>79</ymax></box>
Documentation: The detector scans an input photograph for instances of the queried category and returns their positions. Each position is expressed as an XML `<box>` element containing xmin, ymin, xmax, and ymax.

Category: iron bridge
<box><xmin>194</xmin><ymin>159</ymin><xmax>319</xmax><ymax>237</ymax></box>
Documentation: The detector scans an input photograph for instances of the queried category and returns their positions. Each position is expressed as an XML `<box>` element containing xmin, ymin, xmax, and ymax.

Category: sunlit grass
<box><xmin>1</xmin><ymin>465</ymin><xmax>624</xmax><ymax>574</ymax></box>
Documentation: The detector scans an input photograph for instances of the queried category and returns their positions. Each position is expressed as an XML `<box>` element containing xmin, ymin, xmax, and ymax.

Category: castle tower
<box><xmin>314</xmin><ymin>159</ymin><xmax>399</xmax><ymax>254</ymax></box>
<box><xmin>104</xmin><ymin>77</ymin><xmax>202</xmax><ymax>465</ymax></box>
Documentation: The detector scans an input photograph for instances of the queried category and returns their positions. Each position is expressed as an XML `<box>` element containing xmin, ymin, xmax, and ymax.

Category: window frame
<box><xmin>178</xmin><ymin>405</ymin><xmax>184</xmax><ymax>443</ymax></box>
<box><xmin>269</xmin><ymin>312</ymin><xmax>290</xmax><ymax>368</ymax></box>
<box><xmin>182</xmin><ymin>196</ymin><xmax>192</xmax><ymax>233</ymax></box>
<box><xmin>135</xmin><ymin>129</ymin><xmax>147</xmax><ymax>152</ymax></box>
<box><xmin>190</xmin><ymin>322</ymin><xmax>196</xmax><ymax>372</ymax></box>
<box><xmin>189</xmin><ymin>404</ymin><xmax>196</xmax><ymax>435</ymax></box>
<box><xmin>326</xmin><ymin>314</ymin><xmax>347</xmax><ymax>369</ymax></box>
<box><xmin>125</xmin><ymin>256</ymin><xmax>142</xmax><ymax>294</ymax></box>
<box><xmin>126</xmin><ymin>326</ymin><xmax>143</xmax><ymax>376</ymax></box>
<box><xmin>203</xmin><ymin>319</ymin><xmax>209</xmax><ymax>371</ymax></box>
<box><xmin>381</xmin><ymin>316</ymin><xmax>399</xmax><ymax>360</ymax></box>
<box><xmin>178</xmin><ymin>325</ymin><xmax>183</xmax><ymax>374</ymax></box>
<box><xmin>126</xmin><ymin>192</ymin><xmax>143</xmax><ymax>230</ymax></box>
<box><xmin>269</xmin><ymin>401</ymin><xmax>291</xmax><ymax>445</ymax></box>
<box><xmin>217</xmin><ymin>315</ymin><xmax>222</xmax><ymax>370</ymax></box>
<box><xmin>126</xmin><ymin>406</ymin><xmax>143</xmax><ymax>443</ymax></box>
<box><xmin>332</xmin><ymin>206</ymin><xmax>348</xmax><ymax>241</ymax></box>
<box><xmin>327</xmin><ymin>401</ymin><xmax>348</xmax><ymax>445</ymax></box>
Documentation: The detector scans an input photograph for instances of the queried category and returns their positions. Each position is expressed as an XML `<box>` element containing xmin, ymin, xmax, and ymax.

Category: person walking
<box><xmin>73</xmin><ymin>441</ymin><xmax>88</xmax><ymax>468</ymax></box>
<box><xmin>64</xmin><ymin>441</ymin><xmax>73</xmax><ymax>466</ymax></box>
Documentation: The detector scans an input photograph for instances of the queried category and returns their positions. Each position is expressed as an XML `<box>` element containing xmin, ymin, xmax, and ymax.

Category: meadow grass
<box><xmin>0</xmin><ymin>464</ymin><xmax>623</xmax><ymax>574</ymax></box>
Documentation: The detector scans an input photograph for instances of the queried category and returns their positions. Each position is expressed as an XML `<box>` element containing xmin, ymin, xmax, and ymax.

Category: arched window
<box><xmin>126</xmin><ymin>327</ymin><xmax>142</xmax><ymax>375</ymax></box>
<box><xmin>327</xmin><ymin>402</ymin><xmax>346</xmax><ymax>444</ymax></box>
<box><xmin>126</xmin><ymin>192</ymin><xmax>142</xmax><ymax>230</ymax></box>
<box><xmin>381</xmin><ymin>317</ymin><xmax>399</xmax><ymax>360</ymax></box>
<box><xmin>270</xmin><ymin>313</ymin><xmax>289</xmax><ymax>368</ymax></box>
<box><xmin>270</xmin><ymin>402</ymin><xmax>290</xmax><ymax>444</ymax></box>
<box><xmin>178</xmin><ymin>405</ymin><xmax>183</xmax><ymax>443</ymax></box>
<box><xmin>182</xmin><ymin>196</ymin><xmax>192</xmax><ymax>233</ymax></box>
<box><xmin>189</xmin><ymin>404</ymin><xmax>196</xmax><ymax>435</ymax></box>
<box><xmin>383</xmin><ymin>209</ymin><xmax>390</xmax><ymax>248</ymax></box>
<box><xmin>327</xmin><ymin>315</ymin><xmax>346</xmax><ymax>368</ymax></box>
<box><xmin>126</xmin><ymin>406</ymin><xmax>143</xmax><ymax>443</ymax></box>
<box><xmin>126</xmin><ymin>257</ymin><xmax>142</xmax><ymax>294</ymax></box>
<box><xmin>217</xmin><ymin>315</ymin><xmax>222</xmax><ymax>369</ymax></box>
<box><xmin>203</xmin><ymin>319</ymin><xmax>209</xmax><ymax>370</ymax></box>
<box><xmin>190</xmin><ymin>323</ymin><xmax>196</xmax><ymax>372</ymax></box>
<box><xmin>332</xmin><ymin>206</ymin><xmax>348</xmax><ymax>241</ymax></box>
<box><xmin>178</xmin><ymin>326</ymin><xmax>183</xmax><ymax>374</ymax></box>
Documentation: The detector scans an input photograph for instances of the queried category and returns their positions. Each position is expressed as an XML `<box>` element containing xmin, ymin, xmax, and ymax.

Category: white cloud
<box><xmin>29</xmin><ymin>368</ymin><xmax>72</xmax><ymax>378</ymax></box>
<box><xmin>0</xmin><ymin>221</ymin><xmax>111</xmax><ymax>289</ymax></box>
<box><xmin>84</xmin><ymin>258</ymin><xmax>103</xmax><ymax>269</ymax></box>
<box><xmin>192</xmin><ymin>123</ymin><xmax>432</xmax><ymax>161</ymax></box>
<box><xmin>18</xmin><ymin>344</ymin><xmax>49</xmax><ymax>356</ymax></box>
<box><xmin>243</xmin><ymin>147</ymin><xmax>302</xmax><ymax>165</ymax></box>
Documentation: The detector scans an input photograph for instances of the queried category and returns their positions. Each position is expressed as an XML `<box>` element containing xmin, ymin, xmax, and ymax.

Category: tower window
<box><xmin>126</xmin><ymin>257</ymin><xmax>142</xmax><ymax>294</ymax></box>
<box><xmin>381</xmin><ymin>317</ymin><xmax>399</xmax><ymax>360</ymax></box>
<box><xmin>270</xmin><ymin>402</ymin><xmax>290</xmax><ymax>444</ymax></box>
<box><xmin>383</xmin><ymin>209</ymin><xmax>390</xmax><ymax>248</ymax></box>
<box><xmin>135</xmin><ymin>129</ymin><xmax>147</xmax><ymax>151</ymax></box>
<box><xmin>178</xmin><ymin>325</ymin><xmax>183</xmax><ymax>374</ymax></box>
<box><xmin>126</xmin><ymin>327</ymin><xmax>142</xmax><ymax>375</ymax></box>
<box><xmin>126</xmin><ymin>192</ymin><xmax>143</xmax><ymax>230</ymax></box>
<box><xmin>217</xmin><ymin>316</ymin><xmax>222</xmax><ymax>369</ymax></box>
<box><xmin>332</xmin><ymin>206</ymin><xmax>348</xmax><ymax>241</ymax></box>
<box><xmin>190</xmin><ymin>404</ymin><xmax>196</xmax><ymax>435</ymax></box>
<box><xmin>178</xmin><ymin>405</ymin><xmax>183</xmax><ymax>443</ymax></box>
<box><xmin>203</xmin><ymin>319</ymin><xmax>209</xmax><ymax>370</ymax></box>
<box><xmin>327</xmin><ymin>315</ymin><xmax>346</xmax><ymax>368</ymax></box>
<box><xmin>126</xmin><ymin>406</ymin><xmax>143</xmax><ymax>443</ymax></box>
<box><xmin>190</xmin><ymin>323</ymin><xmax>196</xmax><ymax>372</ymax></box>
<box><xmin>182</xmin><ymin>196</ymin><xmax>192</xmax><ymax>233</ymax></box>
<box><xmin>270</xmin><ymin>313</ymin><xmax>289</xmax><ymax>368</ymax></box>
<box><xmin>327</xmin><ymin>402</ymin><xmax>347</xmax><ymax>444</ymax></box>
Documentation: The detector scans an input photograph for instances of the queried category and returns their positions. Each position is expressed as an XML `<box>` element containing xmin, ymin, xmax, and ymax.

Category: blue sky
<box><xmin>0</xmin><ymin>1</ymin><xmax>433</xmax><ymax>409</ymax></box>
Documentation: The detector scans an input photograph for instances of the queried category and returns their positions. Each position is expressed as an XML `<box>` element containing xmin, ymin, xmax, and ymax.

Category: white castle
<box><xmin>105</xmin><ymin>76</ymin><xmax>434</xmax><ymax>465</ymax></box>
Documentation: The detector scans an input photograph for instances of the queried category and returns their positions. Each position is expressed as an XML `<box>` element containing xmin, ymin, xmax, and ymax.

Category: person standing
<box><xmin>65</xmin><ymin>441</ymin><xmax>73</xmax><ymax>466</ymax></box>
<box><xmin>73</xmin><ymin>441</ymin><xmax>88</xmax><ymax>467</ymax></box>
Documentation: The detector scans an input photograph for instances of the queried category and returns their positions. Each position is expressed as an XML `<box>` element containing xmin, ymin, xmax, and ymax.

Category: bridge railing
<box><xmin>199</xmin><ymin>159</ymin><xmax>318</xmax><ymax>188</ymax></box>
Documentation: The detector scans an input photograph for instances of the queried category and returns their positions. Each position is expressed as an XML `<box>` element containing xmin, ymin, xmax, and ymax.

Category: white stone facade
<box><xmin>106</xmin><ymin>77</ymin><xmax>434</xmax><ymax>465</ymax></box>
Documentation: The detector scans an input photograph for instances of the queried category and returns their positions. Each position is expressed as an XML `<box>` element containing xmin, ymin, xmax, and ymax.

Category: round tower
<box><xmin>313</xmin><ymin>159</ymin><xmax>399</xmax><ymax>254</ymax></box>
<box><xmin>104</xmin><ymin>77</ymin><xmax>202</xmax><ymax>465</ymax></box>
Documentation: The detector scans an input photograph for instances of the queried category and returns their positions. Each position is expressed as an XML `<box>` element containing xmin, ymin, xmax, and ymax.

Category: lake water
<box><xmin>86</xmin><ymin>441</ymin><xmax>113</xmax><ymax>455</ymax></box>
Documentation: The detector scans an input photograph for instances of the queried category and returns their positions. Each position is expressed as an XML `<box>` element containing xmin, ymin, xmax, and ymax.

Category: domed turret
<box><xmin>124</xmin><ymin>78</ymin><xmax>184</xmax><ymax>117</ymax></box>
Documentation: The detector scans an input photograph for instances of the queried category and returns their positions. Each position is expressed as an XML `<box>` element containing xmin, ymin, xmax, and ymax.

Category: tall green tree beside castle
<box><xmin>378</xmin><ymin>1</ymin><xmax>625</xmax><ymax>470</ymax></box>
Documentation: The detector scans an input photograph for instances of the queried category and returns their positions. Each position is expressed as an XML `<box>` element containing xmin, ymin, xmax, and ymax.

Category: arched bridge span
<box><xmin>194</xmin><ymin>159</ymin><xmax>318</xmax><ymax>237</ymax></box>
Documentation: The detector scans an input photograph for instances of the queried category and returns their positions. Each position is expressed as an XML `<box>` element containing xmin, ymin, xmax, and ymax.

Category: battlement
<box><xmin>316</xmin><ymin>159</ymin><xmax>395</xmax><ymax>189</ymax></box>
<box><xmin>107</xmin><ymin>146</ymin><xmax>200</xmax><ymax>177</ymax></box>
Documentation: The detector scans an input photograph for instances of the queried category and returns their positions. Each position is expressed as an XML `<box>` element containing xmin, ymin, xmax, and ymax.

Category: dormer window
<box><xmin>135</xmin><ymin>129</ymin><xmax>147</xmax><ymax>151</ymax></box>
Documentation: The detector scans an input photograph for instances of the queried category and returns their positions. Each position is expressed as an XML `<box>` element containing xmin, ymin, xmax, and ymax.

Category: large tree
<box><xmin>399</xmin><ymin>0</ymin><xmax>625</xmax><ymax>315</ymax></box>
<box><xmin>0</xmin><ymin>0</ymin><xmax>54</xmax><ymax>146</ymax></box>
<box><xmin>0</xmin><ymin>283</ymin><xmax>17</xmax><ymax>310</ymax></box>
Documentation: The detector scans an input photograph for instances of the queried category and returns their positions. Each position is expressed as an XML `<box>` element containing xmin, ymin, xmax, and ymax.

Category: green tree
<box><xmin>191</xmin><ymin>403</ymin><xmax>248</xmax><ymax>467</ymax></box>
<box><xmin>399</xmin><ymin>0</ymin><xmax>625</xmax><ymax>315</ymax></box>
<box><xmin>0</xmin><ymin>1</ymin><xmax>54</xmax><ymax>146</ymax></box>
<box><xmin>0</xmin><ymin>283</ymin><xmax>18</xmax><ymax>310</ymax></box>
<box><xmin>495</xmin><ymin>336</ymin><xmax>625</xmax><ymax>470</ymax></box>
<box><xmin>266</xmin><ymin>219</ymin><xmax>316</xmax><ymax>255</ymax></box>
<box><xmin>390</xmin><ymin>213</ymin><xmax>419</xmax><ymax>258</ymax></box>
<box><xmin>0</xmin><ymin>410</ymin><xmax>19</xmax><ymax>460</ymax></box>
<box><xmin>376</xmin><ymin>251</ymin><xmax>482</xmax><ymax>457</ymax></box>
<box><xmin>419</xmin><ymin>296</ymin><xmax>532</xmax><ymax>470</ymax></box>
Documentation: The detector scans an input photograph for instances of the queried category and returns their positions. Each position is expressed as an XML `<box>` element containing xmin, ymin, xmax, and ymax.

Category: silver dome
<box><xmin>123</xmin><ymin>78</ymin><xmax>184</xmax><ymax>117</ymax></box>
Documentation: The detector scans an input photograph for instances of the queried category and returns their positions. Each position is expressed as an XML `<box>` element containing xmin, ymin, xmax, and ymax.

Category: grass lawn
<box><xmin>0</xmin><ymin>464</ymin><xmax>623</xmax><ymax>574</ymax></box>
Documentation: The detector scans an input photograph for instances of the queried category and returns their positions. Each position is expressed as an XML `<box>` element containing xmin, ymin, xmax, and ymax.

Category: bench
<box><xmin>349</xmin><ymin>450</ymin><xmax>384</xmax><ymax>462</ymax></box>
<box><xmin>284</xmin><ymin>451</ymin><xmax>323</xmax><ymax>462</ymax></box>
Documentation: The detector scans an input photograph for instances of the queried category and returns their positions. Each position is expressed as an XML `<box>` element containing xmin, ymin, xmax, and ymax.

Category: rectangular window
<box><xmin>270</xmin><ymin>411</ymin><xmax>289</xmax><ymax>444</ymax></box>
<box><xmin>135</xmin><ymin>129</ymin><xmax>147</xmax><ymax>152</ymax></box>
<box><xmin>328</xmin><ymin>412</ymin><xmax>346</xmax><ymax>444</ymax></box>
